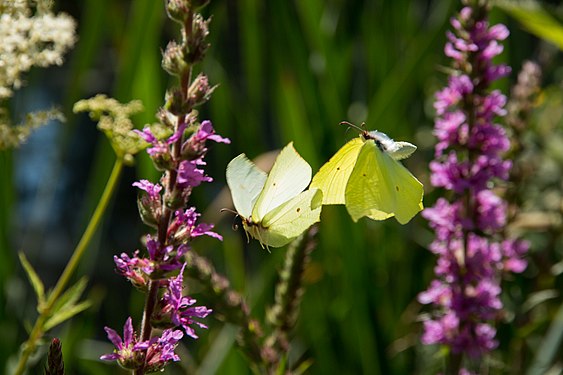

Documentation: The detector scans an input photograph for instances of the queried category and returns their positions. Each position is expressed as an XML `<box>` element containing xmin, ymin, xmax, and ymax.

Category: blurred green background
<box><xmin>1</xmin><ymin>0</ymin><xmax>562</xmax><ymax>374</ymax></box>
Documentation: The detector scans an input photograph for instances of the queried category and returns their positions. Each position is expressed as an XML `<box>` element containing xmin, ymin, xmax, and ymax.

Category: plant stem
<box><xmin>15</xmin><ymin>158</ymin><xmax>124</xmax><ymax>375</ymax></box>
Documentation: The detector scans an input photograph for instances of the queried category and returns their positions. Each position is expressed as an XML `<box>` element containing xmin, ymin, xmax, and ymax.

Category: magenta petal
<box><xmin>104</xmin><ymin>327</ymin><xmax>123</xmax><ymax>348</ymax></box>
<box><xmin>100</xmin><ymin>353</ymin><xmax>120</xmax><ymax>361</ymax></box>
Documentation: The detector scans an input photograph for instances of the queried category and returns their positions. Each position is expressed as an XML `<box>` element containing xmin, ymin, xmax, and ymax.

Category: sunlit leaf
<box><xmin>44</xmin><ymin>300</ymin><xmax>92</xmax><ymax>331</ymax></box>
<box><xmin>18</xmin><ymin>252</ymin><xmax>45</xmax><ymax>306</ymax></box>
<box><xmin>495</xmin><ymin>1</ymin><xmax>563</xmax><ymax>50</ymax></box>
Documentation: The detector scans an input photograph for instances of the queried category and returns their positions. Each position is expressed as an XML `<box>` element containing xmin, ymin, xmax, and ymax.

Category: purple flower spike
<box><xmin>419</xmin><ymin>3</ymin><xmax>528</xmax><ymax>365</ymax></box>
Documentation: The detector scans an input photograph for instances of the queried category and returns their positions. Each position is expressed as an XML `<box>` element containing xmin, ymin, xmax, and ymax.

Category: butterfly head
<box><xmin>339</xmin><ymin>121</ymin><xmax>417</xmax><ymax>160</ymax></box>
<box><xmin>340</xmin><ymin>121</ymin><xmax>390</xmax><ymax>151</ymax></box>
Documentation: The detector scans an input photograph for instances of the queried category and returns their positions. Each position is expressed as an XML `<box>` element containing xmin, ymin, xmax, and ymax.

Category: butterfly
<box><xmin>226</xmin><ymin>142</ymin><xmax>323</xmax><ymax>248</ymax></box>
<box><xmin>310</xmin><ymin>122</ymin><xmax>423</xmax><ymax>224</ymax></box>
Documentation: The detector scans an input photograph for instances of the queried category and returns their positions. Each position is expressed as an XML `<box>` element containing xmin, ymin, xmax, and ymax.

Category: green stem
<box><xmin>14</xmin><ymin>158</ymin><xmax>124</xmax><ymax>375</ymax></box>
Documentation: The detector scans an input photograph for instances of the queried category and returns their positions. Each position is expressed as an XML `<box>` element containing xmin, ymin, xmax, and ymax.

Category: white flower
<box><xmin>0</xmin><ymin>1</ymin><xmax>76</xmax><ymax>99</ymax></box>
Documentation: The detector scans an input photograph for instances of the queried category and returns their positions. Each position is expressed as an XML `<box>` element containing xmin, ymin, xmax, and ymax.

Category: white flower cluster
<box><xmin>0</xmin><ymin>1</ymin><xmax>76</xmax><ymax>99</ymax></box>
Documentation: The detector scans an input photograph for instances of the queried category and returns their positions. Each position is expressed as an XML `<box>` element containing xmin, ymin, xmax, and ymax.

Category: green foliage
<box><xmin>18</xmin><ymin>252</ymin><xmax>46</xmax><ymax>307</ymax></box>
<box><xmin>44</xmin><ymin>278</ymin><xmax>91</xmax><ymax>331</ymax></box>
<box><xmin>495</xmin><ymin>0</ymin><xmax>563</xmax><ymax>50</ymax></box>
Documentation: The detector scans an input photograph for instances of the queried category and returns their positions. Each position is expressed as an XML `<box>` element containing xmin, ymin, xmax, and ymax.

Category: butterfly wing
<box><xmin>252</xmin><ymin>142</ymin><xmax>312</xmax><ymax>222</ymax></box>
<box><xmin>345</xmin><ymin>140</ymin><xmax>423</xmax><ymax>224</ymax></box>
<box><xmin>387</xmin><ymin>141</ymin><xmax>417</xmax><ymax>160</ymax></box>
<box><xmin>257</xmin><ymin>188</ymin><xmax>322</xmax><ymax>248</ymax></box>
<box><xmin>226</xmin><ymin>154</ymin><xmax>267</xmax><ymax>219</ymax></box>
<box><xmin>345</xmin><ymin>141</ymin><xmax>394</xmax><ymax>222</ymax></box>
<box><xmin>310</xmin><ymin>137</ymin><xmax>363</xmax><ymax>205</ymax></box>
<box><xmin>377</xmin><ymin>147</ymin><xmax>424</xmax><ymax>223</ymax></box>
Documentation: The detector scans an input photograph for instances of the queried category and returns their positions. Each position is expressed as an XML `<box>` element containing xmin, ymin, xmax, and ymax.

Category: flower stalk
<box><xmin>101</xmin><ymin>1</ymin><xmax>229</xmax><ymax>373</ymax></box>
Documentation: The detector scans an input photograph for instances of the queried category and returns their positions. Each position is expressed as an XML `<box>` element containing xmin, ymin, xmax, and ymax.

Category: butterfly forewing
<box><xmin>252</xmin><ymin>142</ymin><xmax>312</xmax><ymax>222</ymax></box>
<box><xmin>310</xmin><ymin>138</ymin><xmax>363</xmax><ymax>205</ymax></box>
<box><xmin>226</xmin><ymin>154</ymin><xmax>268</xmax><ymax>219</ymax></box>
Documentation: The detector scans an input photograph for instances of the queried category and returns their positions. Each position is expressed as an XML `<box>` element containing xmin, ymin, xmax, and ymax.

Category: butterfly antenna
<box><xmin>220</xmin><ymin>208</ymin><xmax>240</xmax><ymax>231</ymax></box>
<box><xmin>339</xmin><ymin>120</ymin><xmax>364</xmax><ymax>134</ymax></box>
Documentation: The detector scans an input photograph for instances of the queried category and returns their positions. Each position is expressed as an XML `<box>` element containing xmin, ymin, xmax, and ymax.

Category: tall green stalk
<box><xmin>14</xmin><ymin>158</ymin><xmax>124</xmax><ymax>375</ymax></box>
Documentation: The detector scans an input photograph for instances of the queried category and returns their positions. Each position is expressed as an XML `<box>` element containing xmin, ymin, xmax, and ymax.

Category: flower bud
<box><xmin>187</xmin><ymin>73</ymin><xmax>215</xmax><ymax>107</ymax></box>
<box><xmin>137</xmin><ymin>196</ymin><xmax>161</xmax><ymax>229</ymax></box>
<box><xmin>165</xmin><ymin>188</ymin><xmax>186</xmax><ymax>211</ymax></box>
<box><xmin>162</xmin><ymin>41</ymin><xmax>187</xmax><ymax>77</ymax></box>
<box><xmin>166</xmin><ymin>0</ymin><xmax>190</xmax><ymax>24</ymax></box>
<box><xmin>164</xmin><ymin>88</ymin><xmax>187</xmax><ymax>116</ymax></box>
<box><xmin>185</xmin><ymin>14</ymin><xmax>210</xmax><ymax>63</ymax></box>
<box><xmin>151</xmin><ymin>151</ymin><xmax>175</xmax><ymax>172</ymax></box>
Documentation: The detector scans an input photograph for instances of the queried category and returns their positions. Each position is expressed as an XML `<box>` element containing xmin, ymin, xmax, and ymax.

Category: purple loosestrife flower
<box><xmin>156</xmin><ymin>263</ymin><xmax>212</xmax><ymax>338</ymax></box>
<box><xmin>142</xmin><ymin>329</ymin><xmax>184</xmax><ymax>373</ymax></box>
<box><xmin>419</xmin><ymin>4</ymin><xmax>529</xmax><ymax>363</ymax></box>
<box><xmin>135</xmin><ymin>123</ymin><xmax>187</xmax><ymax>158</ymax></box>
<box><xmin>133</xmin><ymin>180</ymin><xmax>163</xmax><ymax>228</ymax></box>
<box><xmin>182</xmin><ymin>120</ymin><xmax>230</xmax><ymax>158</ymax></box>
<box><xmin>114</xmin><ymin>251</ymin><xmax>154</xmax><ymax>289</ymax></box>
<box><xmin>168</xmin><ymin>207</ymin><xmax>223</xmax><ymax>243</ymax></box>
<box><xmin>101</xmin><ymin>317</ymin><xmax>184</xmax><ymax>373</ymax></box>
<box><xmin>177</xmin><ymin>158</ymin><xmax>213</xmax><ymax>187</ymax></box>
<box><xmin>101</xmin><ymin>317</ymin><xmax>150</xmax><ymax>369</ymax></box>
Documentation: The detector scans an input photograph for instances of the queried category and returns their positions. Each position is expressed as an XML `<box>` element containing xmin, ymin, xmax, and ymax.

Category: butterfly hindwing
<box><xmin>260</xmin><ymin>188</ymin><xmax>322</xmax><ymax>247</ymax></box>
<box><xmin>345</xmin><ymin>141</ymin><xmax>395</xmax><ymax>222</ymax></box>
<box><xmin>345</xmin><ymin>140</ymin><xmax>423</xmax><ymax>223</ymax></box>
<box><xmin>377</xmin><ymin>147</ymin><xmax>424</xmax><ymax>224</ymax></box>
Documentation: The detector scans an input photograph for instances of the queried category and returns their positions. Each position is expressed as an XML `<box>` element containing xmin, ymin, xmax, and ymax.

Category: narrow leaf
<box><xmin>49</xmin><ymin>278</ymin><xmax>88</xmax><ymax>317</ymax></box>
<box><xmin>495</xmin><ymin>1</ymin><xmax>563</xmax><ymax>50</ymax></box>
<box><xmin>527</xmin><ymin>301</ymin><xmax>563</xmax><ymax>375</ymax></box>
<box><xmin>18</xmin><ymin>252</ymin><xmax>45</xmax><ymax>305</ymax></box>
<box><xmin>44</xmin><ymin>300</ymin><xmax>92</xmax><ymax>331</ymax></box>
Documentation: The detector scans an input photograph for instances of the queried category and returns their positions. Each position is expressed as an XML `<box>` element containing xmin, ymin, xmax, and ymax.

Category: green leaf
<box><xmin>41</xmin><ymin>278</ymin><xmax>92</xmax><ymax>331</ymax></box>
<box><xmin>274</xmin><ymin>354</ymin><xmax>287</xmax><ymax>375</ymax></box>
<box><xmin>48</xmin><ymin>277</ymin><xmax>88</xmax><ymax>317</ymax></box>
<box><xmin>44</xmin><ymin>300</ymin><xmax>92</xmax><ymax>331</ymax></box>
<box><xmin>293</xmin><ymin>358</ymin><xmax>314</xmax><ymax>375</ymax></box>
<box><xmin>495</xmin><ymin>1</ymin><xmax>563</xmax><ymax>50</ymax></box>
<box><xmin>528</xmin><ymin>301</ymin><xmax>563</xmax><ymax>375</ymax></box>
<box><xmin>18</xmin><ymin>252</ymin><xmax>45</xmax><ymax>306</ymax></box>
